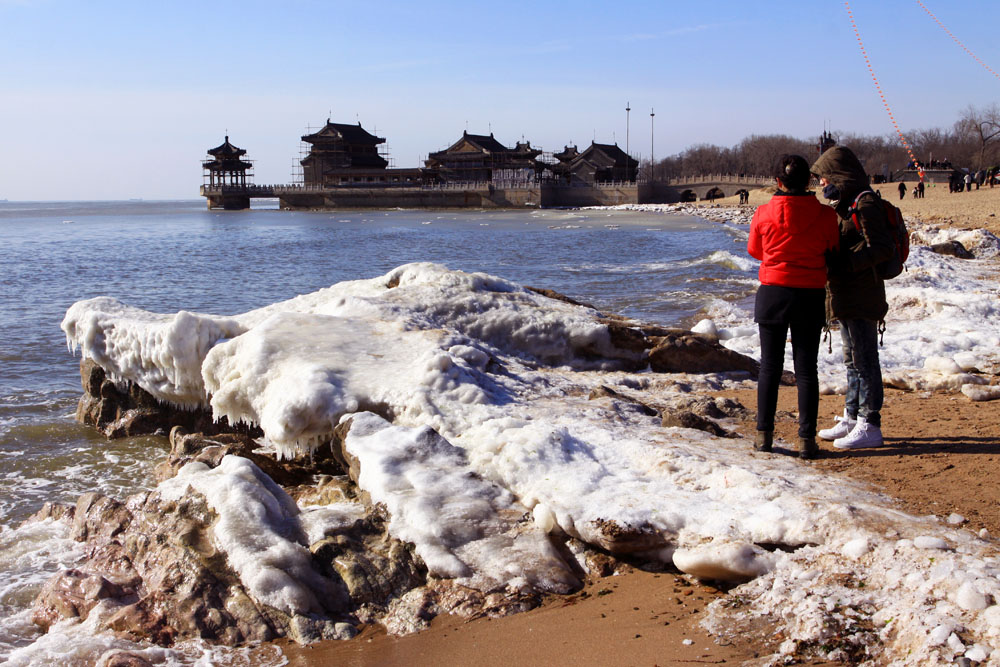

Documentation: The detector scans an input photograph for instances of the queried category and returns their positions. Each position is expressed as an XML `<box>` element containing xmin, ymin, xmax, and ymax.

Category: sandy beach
<box><xmin>273</xmin><ymin>183</ymin><xmax>1000</xmax><ymax>666</ymax></box>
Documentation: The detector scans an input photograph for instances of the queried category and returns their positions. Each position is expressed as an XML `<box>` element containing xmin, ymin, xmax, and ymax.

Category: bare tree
<box><xmin>647</xmin><ymin>106</ymin><xmax>998</xmax><ymax>179</ymax></box>
<box><xmin>733</xmin><ymin>134</ymin><xmax>814</xmax><ymax>176</ymax></box>
<box><xmin>955</xmin><ymin>104</ymin><xmax>1000</xmax><ymax>170</ymax></box>
<box><xmin>837</xmin><ymin>133</ymin><xmax>909</xmax><ymax>181</ymax></box>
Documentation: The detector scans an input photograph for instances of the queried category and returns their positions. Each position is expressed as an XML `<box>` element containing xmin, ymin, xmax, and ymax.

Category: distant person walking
<box><xmin>898</xmin><ymin>181</ymin><xmax>906</xmax><ymax>200</ymax></box>
<box><xmin>965</xmin><ymin>172</ymin><xmax>972</xmax><ymax>192</ymax></box>
<box><xmin>811</xmin><ymin>146</ymin><xmax>895</xmax><ymax>450</ymax></box>
<box><xmin>747</xmin><ymin>155</ymin><xmax>839</xmax><ymax>459</ymax></box>
<box><xmin>917</xmin><ymin>180</ymin><xmax>925</xmax><ymax>198</ymax></box>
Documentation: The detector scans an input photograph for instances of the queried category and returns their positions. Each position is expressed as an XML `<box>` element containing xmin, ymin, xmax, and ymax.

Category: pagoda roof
<box><xmin>554</xmin><ymin>144</ymin><xmax>580</xmax><ymax>162</ymax></box>
<box><xmin>203</xmin><ymin>158</ymin><xmax>252</xmax><ymax>170</ymax></box>
<box><xmin>577</xmin><ymin>142</ymin><xmax>638</xmax><ymax>168</ymax></box>
<box><xmin>430</xmin><ymin>131</ymin><xmax>516</xmax><ymax>158</ymax></box>
<box><xmin>207</xmin><ymin>136</ymin><xmax>247</xmax><ymax>158</ymax></box>
<box><xmin>462</xmin><ymin>132</ymin><xmax>511</xmax><ymax>153</ymax></box>
<box><xmin>302</xmin><ymin>120</ymin><xmax>385</xmax><ymax>145</ymax></box>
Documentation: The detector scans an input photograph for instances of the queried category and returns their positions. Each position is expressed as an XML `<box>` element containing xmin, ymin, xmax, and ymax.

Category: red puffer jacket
<box><xmin>748</xmin><ymin>193</ymin><xmax>839</xmax><ymax>289</ymax></box>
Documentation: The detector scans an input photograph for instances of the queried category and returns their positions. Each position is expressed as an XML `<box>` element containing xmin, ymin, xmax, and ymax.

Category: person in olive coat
<box><xmin>811</xmin><ymin>146</ymin><xmax>895</xmax><ymax>450</ymax></box>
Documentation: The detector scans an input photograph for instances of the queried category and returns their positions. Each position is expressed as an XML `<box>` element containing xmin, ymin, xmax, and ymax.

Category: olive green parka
<box><xmin>811</xmin><ymin>147</ymin><xmax>894</xmax><ymax>322</ymax></box>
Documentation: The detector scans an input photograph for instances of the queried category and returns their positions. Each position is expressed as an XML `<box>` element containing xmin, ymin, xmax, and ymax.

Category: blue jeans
<box><xmin>840</xmin><ymin>319</ymin><xmax>883</xmax><ymax>427</ymax></box>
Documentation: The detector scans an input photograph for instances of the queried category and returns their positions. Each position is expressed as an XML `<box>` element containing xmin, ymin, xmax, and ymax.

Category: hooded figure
<box><xmin>810</xmin><ymin>146</ymin><xmax>893</xmax><ymax>322</ymax></box>
<box><xmin>810</xmin><ymin>146</ymin><xmax>893</xmax><ymax>451</ymax></box>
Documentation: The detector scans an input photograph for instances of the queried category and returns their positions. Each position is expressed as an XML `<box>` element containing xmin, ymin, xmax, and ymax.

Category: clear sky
<box><xmin>1</xmin><ymin>0</ymin><xmax>997</xmax><ymax>200</ymax></box>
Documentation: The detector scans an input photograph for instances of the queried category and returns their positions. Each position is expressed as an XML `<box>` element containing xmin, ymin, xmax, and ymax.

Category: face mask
<box><xmin>822</xmin><ymin>183</ymin><xmax>841</xmax><ymax>201</ymax></box>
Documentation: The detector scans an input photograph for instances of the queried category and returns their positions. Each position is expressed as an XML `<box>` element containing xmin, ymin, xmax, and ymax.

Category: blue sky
<box><xmin>1</xmin><ymin>0</ymin><xmax>997</xmax><ymax>200</ymax></box>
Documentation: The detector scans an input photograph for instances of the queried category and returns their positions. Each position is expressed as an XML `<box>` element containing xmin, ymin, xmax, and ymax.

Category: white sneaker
<box><xmin>818</xmin><ymin>410</ymin><xmax>856</xmax><ymax>441</ymax></box>
<box><xmin>833</xmin><ymin>417</ymin><xmax>884</xmax><ymax>450</ymax></box>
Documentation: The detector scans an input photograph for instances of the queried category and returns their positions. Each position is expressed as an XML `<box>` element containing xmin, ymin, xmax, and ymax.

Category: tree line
<box><xmin>649</xmin><ymin>103</ymin><xmax>1000</xmax><ymax>180</ymax></box>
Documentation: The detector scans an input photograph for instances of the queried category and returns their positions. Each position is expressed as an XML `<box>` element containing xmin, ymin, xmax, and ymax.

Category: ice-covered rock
<box><xmin>672</xmin><ymin>541</ymin><xmax>774</xmax><ymax>581</ymax></box>
<box><xmin>53</xmin><ymin>260</ymin><xmax>1000</xmax><ymax>664</ymax></box>
<box><xmin>842</xmin><ymin>537</ymin><xmax>871</xmax><ymax>559</ymax></box>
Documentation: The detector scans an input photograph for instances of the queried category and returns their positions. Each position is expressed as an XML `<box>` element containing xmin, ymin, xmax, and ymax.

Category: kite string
<box><xmin>844</xmin><ymin>1</ymin><xmax>924</xmax><ymax>180</ymax></box>
<box><xmin>915</xmin><ymin>0</ymin><xmax>1000</xmax><ymax>81</ymax></box>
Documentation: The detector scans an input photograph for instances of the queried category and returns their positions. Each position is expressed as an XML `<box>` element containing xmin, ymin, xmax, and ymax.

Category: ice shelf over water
<box><xmin>60</xmin><ymin>249</ymin><xmax>1000</xmax><ymax>664</ymax></box>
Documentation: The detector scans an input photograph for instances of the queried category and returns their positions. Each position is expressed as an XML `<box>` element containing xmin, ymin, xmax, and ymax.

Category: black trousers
<box><xmin>754</xmin><ymin>286</ymin><xmax>825</xmax><ymax>438</ymax></box>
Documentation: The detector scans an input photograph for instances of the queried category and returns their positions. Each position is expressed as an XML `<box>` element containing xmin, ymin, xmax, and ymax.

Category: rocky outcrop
<box><xmin>32</xmin><ymin>489</ymin><xmax>293</xmax><ymax>645</ymax></box>
<box><xmin>525</xmin><ymin>288</ymin><xmax>761</xmax><ymax>376</ymax></box>
<box><xmin>661</xmin><ymin>410</ymin><xmax>734</xmax><ymax>437</ymax></box>
<box><xmin>648</xmin><ymin>330</ymin><xmax>760</xmax><ymax>376</ymax></box>
<box><xmin>47</xmin><ymin>290</ymin><xmax>766</xmax><ymax>650</ymax></box>
<box><xmin>27</xmin><ymin>431</ymin><xmax>360</xmax><ymax>646</ymax></box>
<box><xmin>26</xmin><ymin>427</ymin><xmax>567</xmax><ymax>646</ymax></box>
<box><xmin>75</xmin><ymin>359</ymin><xmax>259</xmax><ymax>440</ymax></box>
<box><xmin>929</xmin><ymin>240</ymin><xmax>975</xmax><ymax>259</ymax></box>
<box><xmin>154</xmin><ymin>427</ymin><xmax>341</xmax><ymax>488</ymax></box>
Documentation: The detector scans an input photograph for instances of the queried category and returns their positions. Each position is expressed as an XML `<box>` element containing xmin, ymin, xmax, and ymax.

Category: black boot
<box><xmin>798</xmin><ymin>437</ymin><xmax>818</xmax><ymax>460</ymax></box>
<box><xmin>754</xmin><ymin>430</ymin><xmax>773</xmax><ymax>453</ymax></box>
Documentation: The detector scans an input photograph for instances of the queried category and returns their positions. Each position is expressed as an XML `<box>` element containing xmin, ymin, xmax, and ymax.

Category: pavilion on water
<box><xmin>202</xmin><ymin>136</ymin><xmax>253</xmax><ymax>187</ymax></box>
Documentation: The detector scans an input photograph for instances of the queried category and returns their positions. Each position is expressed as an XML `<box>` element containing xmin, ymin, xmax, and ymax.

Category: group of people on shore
<box><xmin>898</xmin><ymin>180</ymin><xmax>925</xmax><ymax>199</ymax></box>
<box><xmin>747</xmin><ymin>147</ymin><xmax>893</xmax><ymax>459</ymax></box>
<box><xmin>949</xmin><ymin>168</ymin><xmax>996</xmax><ymax>192</ymax></box>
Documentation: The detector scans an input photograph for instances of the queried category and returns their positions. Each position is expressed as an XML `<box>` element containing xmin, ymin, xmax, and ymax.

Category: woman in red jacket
<box><xmin>747</xmin><ymin>155</ymin><xmax>839</xmax><ymax>458</ymax></box>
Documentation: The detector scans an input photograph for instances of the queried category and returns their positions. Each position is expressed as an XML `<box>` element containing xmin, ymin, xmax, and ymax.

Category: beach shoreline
<box><xmin>275</xmin><ymin>184</ymin><xmax>1000</xmax><ymax>666</ymax></box>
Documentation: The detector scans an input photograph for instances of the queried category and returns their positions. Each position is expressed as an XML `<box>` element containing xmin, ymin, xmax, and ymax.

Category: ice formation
<box><xmin>60</xmin><ymin>249</ymin><xmax>1000</xmax><ymax>663</ymax></box>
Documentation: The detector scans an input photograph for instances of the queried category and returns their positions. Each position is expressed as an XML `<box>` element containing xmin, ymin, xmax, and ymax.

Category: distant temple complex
<box><xmin>300</xmin><ymin>120</ymin><xmax>424</xmax><ymax>187</ymax></box>
<box><xmin>425</xmin><ymin>132</ymin><xmax>543</xmax><ymax>183</ymax></box>
<box><xmin>551</xmin><ymin>142</ymin><xmax>639</xmax><ymax>184</ymax></box>
<box><xmin>200</xmin><ymin>117</ymin><xmax>760</xmax><ymax>209</ymax></box>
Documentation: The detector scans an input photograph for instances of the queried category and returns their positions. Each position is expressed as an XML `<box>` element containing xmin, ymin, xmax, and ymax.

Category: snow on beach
<box><xmin>57</xmin><ymin>237</ymin><xmax>1000</xmax><ymax>664</ymax></box>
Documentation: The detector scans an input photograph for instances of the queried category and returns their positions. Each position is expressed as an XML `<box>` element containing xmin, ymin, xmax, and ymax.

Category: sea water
<box><xmin>0</xmin><ymin>200</ymin><xmax>752</xmax><ymax>660</ymax></box>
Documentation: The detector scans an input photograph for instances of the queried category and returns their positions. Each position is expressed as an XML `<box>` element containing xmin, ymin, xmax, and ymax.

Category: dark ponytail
<box><xmin>775</xmin><ymin>154</ymin><xmax>811</xmax><ymax>193</ymax></box>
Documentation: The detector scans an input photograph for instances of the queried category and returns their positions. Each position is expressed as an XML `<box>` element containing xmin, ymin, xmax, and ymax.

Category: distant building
<box><xmin>203</xmin><ymin>136</ymin><xmax>253</xmax><ymax>187</ymax></box>
<box><xmin>300</xmin><ymin>120</ymin><xmax>424</xmax><ymax>186</ymax></box>
<box><xmin>200</xmin><ymin>122</ymin><xmax>644</xmax><ymax>209</ymax></box>
<box><xmin>552</xmin><ymin>142</ymin><xmax>639</xmax><ymax>183</ymax></box>
<box><xmin>818</xmin><ymin>130</ymin><xmax>837</xmax><ymax>155</ymax></box>
<box><xmin>425</xmin><ymin>131</ymin><xmax>542</xmax><ymax>183</ymax></box>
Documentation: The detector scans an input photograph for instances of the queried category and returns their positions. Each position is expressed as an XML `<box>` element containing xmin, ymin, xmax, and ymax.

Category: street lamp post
<box><xmin>650</xmin><ymin>108</ymin><xmax>655</xmax><ymax>181</ymax></box>
<box><xmin>626</xmin><ymin>102</ymin><xmax>631</xmax><ymax>176</ymax></box>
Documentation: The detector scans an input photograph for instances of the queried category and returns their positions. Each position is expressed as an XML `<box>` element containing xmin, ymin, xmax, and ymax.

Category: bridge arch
<box><xmin>680</xmin><ymin>189</ymin><xmax>697</xmax><ymax>202</ymax></box>
<box><xmin>705</xmin><ymin>187</ymin><xmax>725</xmax><ymax>201</ymax></box>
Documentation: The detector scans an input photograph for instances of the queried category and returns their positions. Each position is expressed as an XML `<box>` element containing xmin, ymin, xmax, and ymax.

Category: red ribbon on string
<box><xmin>845</xmin><ymin>2</ymin><xmax>925</xmax><ymax>181</ymax></box>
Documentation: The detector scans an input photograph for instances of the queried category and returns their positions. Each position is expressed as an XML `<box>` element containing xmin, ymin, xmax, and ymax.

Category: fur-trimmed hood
<box><xmin>811</xmin><ymin>146</ymin><xmax>870</xmax><ymax>201</ymax></box>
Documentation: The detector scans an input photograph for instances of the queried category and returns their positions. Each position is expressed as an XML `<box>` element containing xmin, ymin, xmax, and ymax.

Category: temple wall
<box><xmin>542</xmin><ymin>184</ymin><xmax>639</xmax><ymax>207</ymax></box>
<box><xmin>232</xmin><ymin>184</ymin><xmax>645</xmax><ymax>210</ymax></box>
<box><xmin>278</xmin><ymin>186</ymin><xmax>545</xmax><ymax>210</ymax></box>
